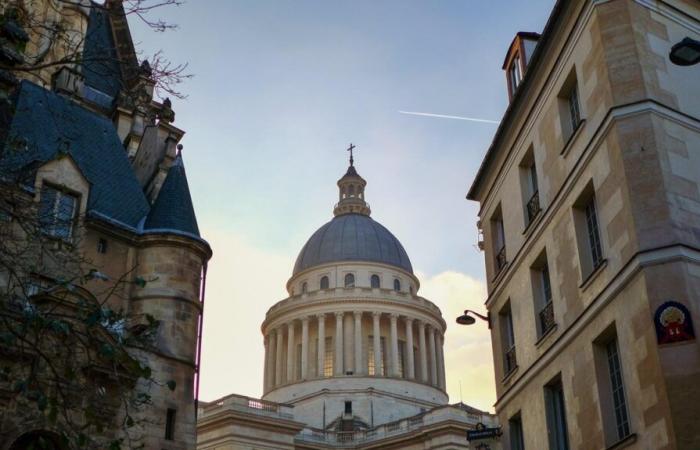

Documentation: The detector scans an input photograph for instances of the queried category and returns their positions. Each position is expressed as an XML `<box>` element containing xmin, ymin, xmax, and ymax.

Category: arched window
<box><xmin>301</xmin><ymin>282</ymin><xmax>308</xmax><ymax>294</ymax></box>
<box><xmin>371</xmin><ymin>274</ymin><xmax>380</xmax><ymax>289</ymax></box>
<box><xmin>393</xmin><ymin>278</ymin><xmax>401</xmax><ymax>291</ymax></box>
<box><xmin>320</xmin><ymin>276</ymin><xmax>329</xmax><ymax>290</ymax></box>
<box><xmin>344</xmin><ymin>273</ymin><xmax>355</xmax><ymax>288</ymax></box>
<box><xmin>349</xmin><ymin>185</ymin><xmax>355</xmax><ymax>197</ymax></box>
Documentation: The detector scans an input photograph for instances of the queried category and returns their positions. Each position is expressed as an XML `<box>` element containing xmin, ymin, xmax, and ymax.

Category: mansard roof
<box><xmin>82</xmin><ymin>6</ymin><xmax>124</xmax><ymax>99</ymax></box>
<box><xmin>144</xmin><ymin>154</ymin><xmax>200</xmax><ymax>237</ymax></box>
<box><xmin>1</xmin><ymin>81</ymin><xmax>150</xmax><ymax>227</ymax></box>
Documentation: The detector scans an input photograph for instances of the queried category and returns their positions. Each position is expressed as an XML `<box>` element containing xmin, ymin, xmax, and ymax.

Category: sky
<box><xmin>129</xmin><ymin>0</ymin><xmax>555</xmax><ymax>413</ymax></box>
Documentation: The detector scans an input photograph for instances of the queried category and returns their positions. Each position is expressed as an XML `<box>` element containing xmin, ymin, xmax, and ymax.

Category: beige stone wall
<box><xmin>472</xmin><ymin>0</ymin><xmax>700</xmax><ymax>449</ymax></box>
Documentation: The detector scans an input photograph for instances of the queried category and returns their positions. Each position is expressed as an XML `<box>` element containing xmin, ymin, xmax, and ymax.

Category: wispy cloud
<box><xmin>399</xmin><ymin>110</ymin><xmax>499</xmax><ymax>124</ymax></box>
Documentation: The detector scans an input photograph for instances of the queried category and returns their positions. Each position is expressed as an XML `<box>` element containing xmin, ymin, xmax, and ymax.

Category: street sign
<box><xmin>466</xmin><ymin>422</ymin><xmax>502</xmax><ymax>441</ymax></box>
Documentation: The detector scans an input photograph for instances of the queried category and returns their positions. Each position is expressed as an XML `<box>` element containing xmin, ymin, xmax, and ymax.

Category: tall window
<box><xmin>509</xmin><ymin>413</ymin><xmax>525</xmax><ymax>450</ymax></box>
<box><xmin>558</xmin><ymin>70</ymin><xmax>582</xmax><ymax>143</ymax></box>
<box><xmin>595</xmin><ymin>330</ymin><xmax>631</xmax><ymax>445</ymax></box>
<box><xmin>301</xmin><ymin>282</ymin><xmax>308</xmax><ymax>294</ymax></box>
<box><xmin>397</xmin><ymin>341</ymin><xmax>406</xmax><ymax>378</ymax></box>
<box><xmin>567</xmin><ymin>85</ymin><xmax>581</xmax><ymax>133</ymax></box>
<box><xmin>320</xmin><ymin>276</ymin><xmax>329</xmax><ymax>290</ymax></box>
<box><xmin>393</xmin><ymin>278</ymin><xmax>401</xmax><ymax>291</ymax></box>
<box><xmin>164</xmin><ymin>408</ymin><xmax>176</xmax><ymax>441</ymax></box>
<box><xmin>584</xmin><ymin>198</ymin><xmax>603</xmax><ymax>269</ymax></box>
<box><xmin>499</xmin><ymin>302</ymin><xmax>517</xmax><ymax>376</ymax></box>
<box><xmin>544</xmin><ymin>377</ymin><xmax>569</xmax><ymax>450</ymax></box>
<box><xmin>531</xmin><ymin>253</ymin><xmax>555</xmax><ymax>337</ymax></box>
<box><xmin>574</xmin><ymin>184</ymin><xmax>604</xmax><ymax>278</ymax></box>
<box><xmin>39</xmin><ymin>185</ymin><xmax>77</xmax><ymax>239</ymax></box>
<box><xmin>323</xmin><ymin>337</ymin><xmax>333</xmax><ymax>377</ymax></box>
<box><xmin>371</xmin><ymin>274</ymin><xmax>380</xmax><ymax>289</ymax></box>
<box><xmin>491</xmin><ymin>205</ymin><xmax>507</xmax><ymax>275</ymax></box>
<box><xmin>520</xmin><ymin>148</ymin><xmax>540</xmax><ymax>226</ymax></box>
<box><xmin>344</xmin><ymin>273</ymin><xmax>355</xmax><ymax>288</ymax></box>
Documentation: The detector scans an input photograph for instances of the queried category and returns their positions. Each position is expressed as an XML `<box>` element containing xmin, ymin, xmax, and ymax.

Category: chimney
<box><xmin>502</xmin><ymin>32</ymin><xmax>541</xmax><ymax>101</ymax></box>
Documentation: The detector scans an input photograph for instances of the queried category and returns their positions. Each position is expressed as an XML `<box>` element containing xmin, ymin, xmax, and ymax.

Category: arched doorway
<box><xmin>9</xmin><ymin>431</ymin><xmax>65</xmax><ymax>450</ymax></box>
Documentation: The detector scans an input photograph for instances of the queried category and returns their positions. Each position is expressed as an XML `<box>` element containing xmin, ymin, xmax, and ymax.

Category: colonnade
<box><xmin>263</xmin><ymin>311</ymin><xmax>446</xmax><ymax>393</ymax></box>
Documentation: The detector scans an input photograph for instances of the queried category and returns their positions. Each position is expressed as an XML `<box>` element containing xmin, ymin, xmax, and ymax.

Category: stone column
<box><xmin>301</xmin><ymin>317</ymin><xmax>309</xmax><ymax>380</ymax></box>
<box><xmin>263</xmin><ymin>334</ymin><xmax>270</xmax><ymax>391</ymax></box>
<box><xmin>389</xmin><ymin>314</ymin><xmax>400</xmax><ymax>377</ymax></box>
<box><xmin>354</xmin><ymin>311</ymin><xmax>363</xmax><ymax>375</ymax></box>
<box><xmin>286</xmin><ymin>322</ymin><xmax>295</xmax><ymax>383</ymax></box>
<box><xmin>335</xmin><ymin>312</ymin><xmax>344</xmax><ymax>376</ymax></box>
<box><xmin>275</xmin><ymin>326</ymin><xmax>284</xmax><ymax>386</ymax></box>
<box><xmin>405</xmin><ymin>318</ymin><xmax>415</xmax><ymax>380</ymax></box>
<box><xmin>372</xmin><ymin>312</ymin><xmax>381</xmax><ymax>376</ymax></box>
<box><xmin>437</xmin><ymin>333</ymin><xmax>446</xmax><ymax>390</ymax></box>
<box><xmin>428</xmin><ymin>325</ymin><xmax>438</xmax><ymax>386</ymax></box>
<box><xmin>418</xmin><ymin>321</ymin><xmax>428</xmax><ymax>382</ymax></box>
<box><xmin>317</xmin><ymin>314</ymin><xmax>326</xmax><ymax>377</ymax></box>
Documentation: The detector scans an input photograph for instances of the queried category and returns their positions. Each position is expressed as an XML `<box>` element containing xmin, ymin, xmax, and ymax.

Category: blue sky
<box><xmin>130</xmin><ymin>0</ymin><xmax>555</xmax><ymax>408</ymax></box>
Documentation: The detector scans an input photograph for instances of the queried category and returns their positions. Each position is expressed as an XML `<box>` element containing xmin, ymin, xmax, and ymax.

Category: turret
<box><xmin>333</xmin><ymin>144</ymin><xmax>371</xmax><ymax>217</ymax></box>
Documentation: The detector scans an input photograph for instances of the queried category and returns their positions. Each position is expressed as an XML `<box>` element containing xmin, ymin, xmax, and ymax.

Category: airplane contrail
<box><xmin>399</xmin><ymin>110</ymin><xmax>499</xmax><ymax>124</ymax></box>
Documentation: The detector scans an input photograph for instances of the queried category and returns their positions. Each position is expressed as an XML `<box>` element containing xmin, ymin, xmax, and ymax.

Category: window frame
<box><xmin>371</xmin><ymin>274</ymin><xmax>381</xmax><ymax>289</ymax></box>
<box><xmin>38</xmin><ymin>183</ymin><xmax>79</xmax><ymax>240</ymax></box>
<box><xmin>344</xmin><ymin>273</ymin><xmax>355</xmax><ymax>288</ymax></box>
<box><xmin>320</xmin><ymin>275</ymin><xmax>329</xmax><ymax>290</ymax></box>
<box><xmin>544</xmin><ymin>376</ymin><xmax>570</xmax><ymax>450</ymax></box>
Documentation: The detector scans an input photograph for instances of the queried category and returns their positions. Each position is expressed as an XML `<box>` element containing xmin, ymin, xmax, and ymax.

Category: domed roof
<box><xmin>293</xmin><ymin>213</ymin><xmax>413</xmax><ymax>275</ymax></box>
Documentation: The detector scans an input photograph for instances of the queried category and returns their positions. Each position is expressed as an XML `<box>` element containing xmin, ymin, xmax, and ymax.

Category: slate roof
<box><xmin>1</xmin><ymin>81</ymin><xmax>150</xmax><ymax>227</ymax></box>
<box><xmin>293</xmin><ymin>213</ymin><xmax>413</xmax><ymax>275</ymax></box>
<box><xmin>144</xmin><ymin>154</ymin><xmax>200</xmax><ymax>237</ymax></box>
<box><xmin>82</xmin><ymin>6</ymin><xmax>124</xmax><ymax>100</ymax></box>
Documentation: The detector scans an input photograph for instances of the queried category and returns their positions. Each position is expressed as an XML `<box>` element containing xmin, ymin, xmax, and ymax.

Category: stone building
<box><xmin>0</xmin><ymin>1</ymin><xmax>211</xmax><ymax>448</ymax></box>
<box><xmin>197</xmin><ymin>159</ymin><xmax>500</xmax><ymax>449</ymax></box>
<box><xmin>467</xmin><ymin>0</ymin><xmax>700</xmax><ymax>449</ymax></box>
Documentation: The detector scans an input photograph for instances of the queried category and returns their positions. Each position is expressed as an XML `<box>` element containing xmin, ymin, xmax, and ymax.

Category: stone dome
<box><xmin>293</xmin><ymin>213</ymin><xmax>413</xmax><ymax>275</ymax></box>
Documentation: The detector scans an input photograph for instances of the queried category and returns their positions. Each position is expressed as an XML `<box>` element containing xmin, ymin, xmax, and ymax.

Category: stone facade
<box><xmin>0</xmin><ymin>1</ymin><xmax>211</xmax><ymax>448</ymax></box>
<box><xmin>468</xmin><ymin>1</ymin><xmax>700</xmax><ymax>449</ymax></box>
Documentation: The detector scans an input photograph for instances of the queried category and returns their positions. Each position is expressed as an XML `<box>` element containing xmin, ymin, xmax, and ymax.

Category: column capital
<box><xmin>317</xmin><ymin>313</ymin><xmax>326</xmax><ymax>319</ymax></box>
<box><xmin>353</xmin><ymin>310</ymin><xmax>363</xmax><ymax>318</ymax></box>
<box><xmin>335</xmin><ymin>311</ymin><xmax>344</xmax><ymax>319</ymax></box>
<box><xmin>404</xmin><ymin>317</ymin><xmax>414</xmax><ymax>324</ymax></box>
<box><xmin>301</xmin><ymin>316</ymin><xmax>310</xmax><ymax>324</ymax></box>
<box><xmin>389</xmin><ymin>313</ymin><xmax>399</xmax><ymax>320</ymax></box>
<box><xmin>287</xmin><ymin>321</ymin><xmax>295</xmax><ymax>330</ymax></box>
<box><xmin>372</xmin><ymin>311</ymin><xmax>382</xmax><ymax>318</ymax></box>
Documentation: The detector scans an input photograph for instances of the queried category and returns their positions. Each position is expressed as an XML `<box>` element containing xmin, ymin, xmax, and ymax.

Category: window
<box><xmin>371</xmin><ymin>274</ymin><xmax>380</xmax><ymax>289</ymax></box>
<box><xmin>368</xmin><ymin>336</ymin><xmax>386</xmax><ymax>376</ymax></box>
<box><xmin>573</xmin><ymin>183</ymin><xmax>604</xmax><ymax>278</ymax></box>
<box><xmin>499</xmin><ymin>302</ymin><xmax>517</xmax><ymax>376</ymax></box>
<box><xmin>558</xmin><ymin>69</ymin><xmax>582</xmax><ymax>143</ymax></box>
<box><xmin>491</xmin><ymin>205</ymin><xmax>507</xmax><ymax>275</ymax></box>
<box><xmin>397</xmin><ymin>340</ymin><xmax>406</xmax><ymax>378</ymax></box>
<box><xmin>520</xmin><ymin>148</ymin><xmax>540</xmax><ymax>226</ymax></box>
<box><xmin>320</xmin><ymin>276</ymin><xmax>329</xmax><ymax>290</ymax></box>
<box><xmin>323</xmin><ymin>337</ymin><xmax>333</xmax><ymax>377</ymax></box>
<box><xmin>531</xmin><ymin>252</ymin><xmax>555</xmax><ymax>337</ymax></box>
<box><xmin>544</xmin><ymin>377</ymin><xmax>569</xmax><ymax>450</ymax></box>
<box><xmin>594</xmin><ymin>329</ymin><xmax>630</xmax><ymax>445</ymax></box>
<box><xmin>344</xmin><ymin>273</ymin><xmax>355</xmax><ymax>288</ymax></box>
<box><xmin>165</xmin><ymin>408</ymin><xmax>176</xmax><ymax>440</ymax></box>
<box><xmin>509</xmin><ymin>413</ymin><xmax>525</xmax><ymax>450</ymax></box>
<box><xmin>301</xmin><ymin>282</ymin><xmax>308</xmax><ymax>294</ymax></box>
<box><xmin>97</xmin><ymin>238</ymin><xmax>108</xmax><ymax>254</ymax></box>
<box><xmin>393</xmin><ymin>278</ymin><xmax>401</xmax><ymax>291</ymax></box>
<box><xmin>509</xmin><ymin>54</ymin><xmax>522</xmax><ymax>94</ymax></box>
<box><xmin>344</xmin><ymin>401</ymin><xmax>352</xmax><ymax>415</ymax></box>
<box><xmin>39</xmin><ymin>185</ymin><xmax>77</xmax><ymax>239</ymax></box>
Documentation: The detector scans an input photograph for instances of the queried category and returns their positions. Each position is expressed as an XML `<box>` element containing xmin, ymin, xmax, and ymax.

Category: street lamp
<box><xmin>669</xmin><ymin>37</ymin><xmax>700</xmax><ymax>66</ymax></box>
<box><xmin>456</xmin><ymin>310</ymin><xmax>491</xmax><ymax>329</ymax></box>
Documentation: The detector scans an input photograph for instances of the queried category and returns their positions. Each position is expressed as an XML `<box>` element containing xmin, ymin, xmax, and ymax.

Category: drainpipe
<box><xmin>194</xmin><ymin>262</ymin><xmax>208</xmax><ymax>418</ymax></box>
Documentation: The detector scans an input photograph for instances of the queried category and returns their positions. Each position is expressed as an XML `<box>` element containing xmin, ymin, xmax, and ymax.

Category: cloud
<box><xmin>416</xmin><ymin>270</ymin><xmax>496</xmax><ymax>412</ymax></box>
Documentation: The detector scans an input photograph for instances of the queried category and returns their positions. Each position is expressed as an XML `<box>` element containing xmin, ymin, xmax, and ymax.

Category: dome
<box><xmin>293</xmin><ymin>213</ymin><xmax>413</xmax><ymax>275</ymax></box>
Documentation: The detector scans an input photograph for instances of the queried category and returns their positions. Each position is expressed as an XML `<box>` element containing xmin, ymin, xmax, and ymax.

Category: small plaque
<box><xmin>654</xmin><ymin>301</ymin><xmax>695</xmax><ymax>345</ymax></box>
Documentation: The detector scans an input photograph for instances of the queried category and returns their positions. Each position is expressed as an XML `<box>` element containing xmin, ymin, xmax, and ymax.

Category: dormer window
<box><xmin>39</xmin><ymin>185</ymin><xmax>78</xmax><ymax>239</ymax></box>
<box><xmin>509</xmin><ymin>55</ymin><xmax>522</xmax><ymax>94</ymax></box>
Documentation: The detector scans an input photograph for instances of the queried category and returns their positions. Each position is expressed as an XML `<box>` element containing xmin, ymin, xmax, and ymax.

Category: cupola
<box><xmin>503</xmin><ymin>32</ymin><xmax>541</xmax><ymax>101</ymax></box>
<box><xmin>333</xmin><ymin>143</ymin><xmax>371</xmax><ymax>217</ymax></box>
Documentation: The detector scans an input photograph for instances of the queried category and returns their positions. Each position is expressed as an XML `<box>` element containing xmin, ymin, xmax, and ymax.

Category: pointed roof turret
<box><xmin>144</xmin><ymin>152</ymin><xmax>200</xmax><ymax>236</ymax></box>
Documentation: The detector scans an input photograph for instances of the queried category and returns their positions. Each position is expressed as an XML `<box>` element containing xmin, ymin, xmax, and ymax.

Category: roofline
<box><xmin>501</xmin><ymin>31</ymin><xmax>542</xmax><ymax>69</ymax></box>
<box><xmin>466</xmin><ymin>0</ymin><xmax>567</xmax><ymax>202</ymax></box>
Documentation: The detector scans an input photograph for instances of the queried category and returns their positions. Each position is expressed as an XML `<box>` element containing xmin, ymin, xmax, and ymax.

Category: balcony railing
<box><xmin>495</xmin><ymin>246</ymin><xmax>507</xmax><ymax>273</ymax></box>
<box><xmin>198</xmin><ymin>394</ymin><xmax>294</xmax><ymax>420</ymax></box>
<box><xmin>526</xmin><ymin>190</ymin><xmax>541</xmax><ymax>224</ymax></box>
<box><xmin>504</xmin><ymin>345</ymin><xmax>517</xmax><ymax>375</ymax></box>
<box><xmin>538</xmin><ymin>301</ymin><xmax>555</xmax><ymax>336</ymax></box>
